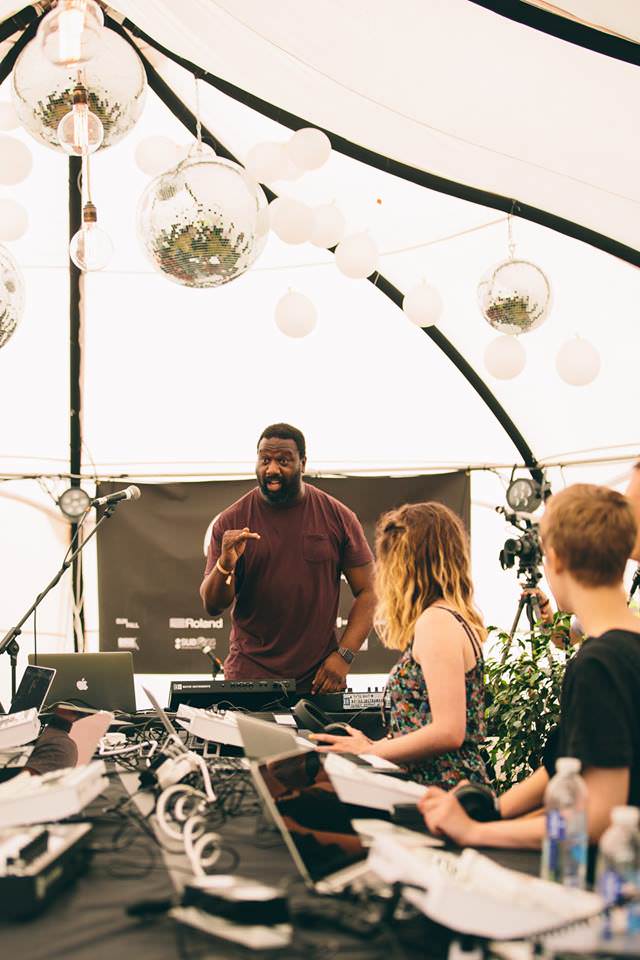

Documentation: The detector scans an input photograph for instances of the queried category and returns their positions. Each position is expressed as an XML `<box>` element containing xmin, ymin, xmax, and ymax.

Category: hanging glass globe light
<box><xmin>12</xmin><ymin>30</ymin><xmax>146</xmax><ymax>152</ymax></box>
<box><xmin>477</xmin><ymin>258</ymin><xmax>552</xmax><ymax>335</ymax></box>
<box><xmin>137</xmin><ymin>155</ymin><xmax>268</xmax><ymax>288</ymax></box>
<box><xmin>39</xmin><ymin>0</ymin><xmax>104</xmax><ymax>67</ymax></box>
<box><xmin>69</xmin><ymin>202</ymin><xmax>113</xmax><ymax>271</ymax></box>
<box><xmin>0</xmin><ymin>245</ymin><xmax>25</xmax><ymax>350</ymax></box>
<box><xmin>56</xmin><ymin>76</ymin><xmax>104</xmax><ymax>155</ymax></box>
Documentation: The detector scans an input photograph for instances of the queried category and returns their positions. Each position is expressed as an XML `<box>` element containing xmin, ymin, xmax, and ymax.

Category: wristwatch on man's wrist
<box><xmin>336</xmin><ymin>646</ymin><xmax>355</xmax><ymax>665</ymax></box>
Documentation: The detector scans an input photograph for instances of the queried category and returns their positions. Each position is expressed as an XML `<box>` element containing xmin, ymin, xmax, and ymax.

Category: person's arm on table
<box><xmin>311</xmin><ymin>562</ymin><xmax>376</xmax><ymax>694</ymax></box>
<box><xmin>200</xmin><ymin>527</ymin><xmax>260</xmax><ymax>615</ymax></box>
<box><xmin>419</xmin><ymin>766</ymin><xmax>629</xmax><ymax>849</ymax></box>
<box><xmin>497</xmin><ymin>765</ymin><xmax>549</xmax><ymax>819</ymax></box>
<box><xmin>313</xmin><ymin>608</ymin><xmax>469</xmax><ymax>758</ymax></box>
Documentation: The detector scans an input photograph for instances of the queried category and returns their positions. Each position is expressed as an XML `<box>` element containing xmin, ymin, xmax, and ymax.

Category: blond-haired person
<box><xmin>420</xmin><ymin>484</ymin><xmax>640</xmax><ymax>848</ymax></box>
<box><xmin>312</xmin><ymin>502</ymin><xmax>492</xmax><ymax>789</ymax></box>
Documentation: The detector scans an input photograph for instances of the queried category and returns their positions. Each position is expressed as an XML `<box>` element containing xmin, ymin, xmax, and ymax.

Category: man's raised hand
<box><xmin>220</xmin><ymin>528</ymin><xmax>260</xmax><ymax>571</ymax></box>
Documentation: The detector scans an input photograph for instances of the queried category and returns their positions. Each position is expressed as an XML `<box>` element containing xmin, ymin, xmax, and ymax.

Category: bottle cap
<box><xmin>611</xmin><ymin>806</ymin><xmax>640</xmax><ymax>828</ymax></box>
<box><xmin>556</xmin><ymin>756</ymin><xmax>581</xmax><ymax>775</ymax></box>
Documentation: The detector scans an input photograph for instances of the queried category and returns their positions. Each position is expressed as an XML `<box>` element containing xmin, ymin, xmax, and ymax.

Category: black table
<box><xmin>0</xmin><ymin>769</ymin><xmax>540</xmax><ymax>960</ymax></box>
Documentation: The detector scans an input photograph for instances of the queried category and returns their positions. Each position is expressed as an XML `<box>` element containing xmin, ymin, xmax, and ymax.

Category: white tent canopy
<box><xmin>0</xmin><ymin>1</ymin><xmax>637</xmax><ymax>706</ymax></box>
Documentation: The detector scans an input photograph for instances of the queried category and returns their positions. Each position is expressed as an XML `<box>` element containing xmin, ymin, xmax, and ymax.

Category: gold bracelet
<box><xmin>215</xmin><ymin>558</ymin><xmax>234</xmax><ymax>585</ymax></box>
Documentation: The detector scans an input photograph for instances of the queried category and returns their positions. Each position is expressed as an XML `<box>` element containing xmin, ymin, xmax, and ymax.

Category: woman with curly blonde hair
<box><xmin>313</xmin><ymin>501</ymin><xmax>491</xmax><ymax>789</ymax></box>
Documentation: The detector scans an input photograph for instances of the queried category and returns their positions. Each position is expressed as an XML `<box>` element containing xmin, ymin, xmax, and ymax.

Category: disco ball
<box><xmin>12</xmin><ymin>30</ymin><xmax>146</xmax><ymax>152</ymax></box>
<box><xmin>137</xmin><ymin>155</ymin><xmax>268</xmax><ymax>288</ymax></box>
<box><xmin>477</xmin><ymin>258</ymin><xmax>552</xmax><ymax>335</ymax></box>
<box><xmin>0</xmin><ymin>245</ymin><xmax>25</xmax><ymax>349</ymax></box>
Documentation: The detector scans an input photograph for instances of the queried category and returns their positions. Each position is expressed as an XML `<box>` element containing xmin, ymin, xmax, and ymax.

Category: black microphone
<box><xmin>202</xmin><ymin>644</ymin><xmax>224</xmax><ymax>676</ymax></box>
<box><xmin>92</xmin><ymin>485</ymin><xmax>141</xmax><ymax>508</ymax></box>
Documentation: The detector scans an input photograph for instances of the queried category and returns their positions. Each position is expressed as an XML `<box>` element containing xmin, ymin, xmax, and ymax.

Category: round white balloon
<box><xmin>310</xmin><ymin>204</ymin><xmax>345</xmax><ymax>248</ymax></box>
<box><xmin>335</xmin><ymin>233</ymin><xmax>378</xmax><ymax>279</ymax></box>
<box><xmin>245</xmin><ymin>142</ymin><xmax>300</xmax><ymax>183</ymax></box>
<box><xmin>0</xmin><ymin>199</ymin><xmax>28</xmax><ymax>241</ymax></box>
<box><xmin>275</xmin><ymin>291</ymin><xmax>317</xmax><ymax>338</ymax></box>
<box><xmin>270</xmin><ymin>196</ymin><xmax>314</xmax><ymax>244</ymax></box>
<box><xmin>403</xmin><ymin>281</ymin><xmax>443</xmax><ymax>327</ymax></box>
<box><xmin>135</xmin><ymin>136</ymin><xmax>181</xmax><ymax>175</ymax></box>
<box><xmin>0</xmin><ymin>102</ymin><xmax>19</xmax><ymax>131</ymax></box>
<box><xmin>287</xmin><ymin>128</ymin><xmax>331</xmax><ymax>171</ymax></box>
<box><xmin>0</xmin><ymin>136</ymin><xmax>32</xmax><ymax>185</ymax></box>
<box><xmin>556</xmin><ymin>337</ymin><xmax>600</xmax><ymax>386</ymax></box>
<box><xmin>484</xmin><ymin>335</ymin><xmax>526</xmax><ymax>380</ymax></box>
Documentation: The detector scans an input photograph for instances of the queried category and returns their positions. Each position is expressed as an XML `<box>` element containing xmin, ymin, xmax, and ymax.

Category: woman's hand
<box><xmin>418</xmin><ymin>786</ymin><xmax>480</xmax><ymax>845</ymax></box>
<box><xmin>309</xmin><ymin>726</ymin><xmax>374</xmax><ymax>754</ymax></box>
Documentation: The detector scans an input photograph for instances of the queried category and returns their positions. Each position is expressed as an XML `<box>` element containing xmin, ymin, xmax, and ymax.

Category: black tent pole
<box><xmin>69</xmin><ymin>156</ymin><xmax>84</xmax><ymax>650</ymax></box>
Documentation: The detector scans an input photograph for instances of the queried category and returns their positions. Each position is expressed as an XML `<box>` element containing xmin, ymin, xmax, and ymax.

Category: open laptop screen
<box><xmin>9</xmin><ymin>665</ymin><xmax>56</xmax><ymax>714</ymax></box>
<box><xmin>253</xmin><ymin>751</ymin><xmax>367</xmax><ymax>885</ymax></box>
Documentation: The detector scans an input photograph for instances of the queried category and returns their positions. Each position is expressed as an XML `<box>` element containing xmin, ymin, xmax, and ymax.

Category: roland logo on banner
<box><xmin>169</xmin><ymin>617</ymin><xmax>223</xmax><ymax>630</ymax></box>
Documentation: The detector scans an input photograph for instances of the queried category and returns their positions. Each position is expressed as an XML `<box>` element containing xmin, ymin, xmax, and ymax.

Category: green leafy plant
<box><xmin>484</xmin><ymin>612</ymin><xmax>575</xmax><ymax>787</ymax></box>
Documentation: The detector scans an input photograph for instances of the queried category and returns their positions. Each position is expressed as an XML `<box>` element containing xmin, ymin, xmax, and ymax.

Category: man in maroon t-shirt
<box><xmin>200</xmin><ymin>424</ymin><xmax>375</xmax><ymax>693</ymax></box>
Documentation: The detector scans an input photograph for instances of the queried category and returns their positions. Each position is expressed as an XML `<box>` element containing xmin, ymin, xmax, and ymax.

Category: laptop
<box><xmin>235</xmin><ymin>714</ymin><xmax>311</xmax><ymax>760</ymax></box>
<box><xmin>27</xmin><ymin>652</ymin><xmax>136</xmax><ymax>713</ymax></box>
<box><xmin>251</xmin><ymin>749</ymin><xmax>380</xmax><ymax>894</ymax></box>
<box><xmin>6</xmin><ymin>665</ymin><xmax>56</xmax><ymax>714</ymax></box>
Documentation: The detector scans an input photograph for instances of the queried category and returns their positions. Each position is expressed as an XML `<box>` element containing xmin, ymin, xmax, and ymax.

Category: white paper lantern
<box><xmin>0</xmin><ymin>102</ymin><xmax>19</xmax><ymax>131</ymax></box>
<box><xmin>556</xmin><ymin>337</ymin><xmax>600</xmax><ymax>386</ymax></box>
<box><xmin>0</xmin><ymin>199</ymin><xmax>28</xmax><ymax>241</ymax></box>
<box><xmin>484</xmin><ymin>335</ymin><xmax>526</xmax><ymax>380</ymax></box>
<box><xmin>0</xmin><ymin>136</ymin><xmax>32</xmax><ymax>185</ymax></box>
<box><xmin>275</xmin><ymin>291</ymin><xmax>317</xmax><ymax>338</ymax></box>
<box><xmin>269</xmin><ymin>196</ymin><xmax>314</xmax><ymax>244</ymax></box>
<box><xmin>402</xmin><ymin>281</ymin><xmax>443</xmax><ymax>327</ymax></box>
<box><xmin>310</xmin><ymin>204</ymin><xmax>345</xmax><ymax>248</ymax></box>
<box><xmin>335</xmin><ymin>233</ymin><xmax>378</xmax><ymax>279</ymax></box>
<box><xmin>135</xmin><ymin>136</ymin><xmax>181</xmax><ymax>176</ymax></box>
<box><xmin>287</xmin><ymin>128</ymin><xmax>331</xmax><ymax>171</ymax></box>
<box><xmin>245</xmin><ymin>142</ymin><xmax>301</xmax><ymax>183</ymax></box>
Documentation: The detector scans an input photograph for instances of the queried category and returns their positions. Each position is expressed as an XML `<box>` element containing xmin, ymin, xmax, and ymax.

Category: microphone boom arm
<box><xmin>0</xmin><ymin>501</ymin><xmax>120</xmax><ymax>697</ymax></box>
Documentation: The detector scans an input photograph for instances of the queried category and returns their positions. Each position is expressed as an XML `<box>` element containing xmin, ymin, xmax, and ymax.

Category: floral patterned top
<box><xmin>385</xmin><ymin>607</ymin><xmax>491</xmax><ymax>790</ymax></box>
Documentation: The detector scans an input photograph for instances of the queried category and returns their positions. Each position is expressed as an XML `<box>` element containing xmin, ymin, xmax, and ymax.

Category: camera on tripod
<box><xmin>497</xmin><ymin>471</ymin><xmax>550</xmax><ymax>637</ymax></box>
<box><xmin>498</xmin><ymin>513</ymin><xmax>543</xmax><ymax>576</ymax></box>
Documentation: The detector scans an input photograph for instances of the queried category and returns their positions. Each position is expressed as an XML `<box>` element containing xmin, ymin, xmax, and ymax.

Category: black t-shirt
<box><xmin>544</xmin><ymin>629</ymin><xmax>640</xmax><ymax>805</ymax></box>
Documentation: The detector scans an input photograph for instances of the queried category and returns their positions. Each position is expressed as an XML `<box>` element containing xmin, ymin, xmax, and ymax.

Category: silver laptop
<box><xmin>28</xmin><ymin>652</ymin><xmax>136</xmax><ymax>713</ymax></box>
<box><xmin>8</xmin><ymin>665</ymin><xmax>56</xmax><ymax>714</ymax></box>
<box><xmin>236</xmin><ymin>714</ymin><xmax>307</xmax><ymax>760</ymax></box>
<box><xmin>250</xmin><ymin>749</ymin><xmax>373</xmax><ymax>894</ymax></box>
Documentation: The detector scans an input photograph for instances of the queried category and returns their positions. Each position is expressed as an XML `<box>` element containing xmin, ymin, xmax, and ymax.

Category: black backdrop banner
<box><xmin>96</xmin><ymin>473</ymin><xmax>470</xmax><ymax>675</ymax></box>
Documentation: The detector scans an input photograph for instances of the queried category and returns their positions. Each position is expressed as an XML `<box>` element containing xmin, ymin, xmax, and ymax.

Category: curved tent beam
<box><xmin>120</xmin><ymin>27</ymin><xmax>542</xmax><ymax>481</ymax></box>
<box><xmin>0</xmin><ymin>11</ymin><xmax>38</xmax><ymax>82</ymax></box>
<box><xmin>467</xmin><ymin>1</ymin><xmax>640</xmax><ymax>67</ymax></box>
<box><xmin>113</xmin><ymin>14</ymin><xmax>640</xmax><ymax>269</ymax></box>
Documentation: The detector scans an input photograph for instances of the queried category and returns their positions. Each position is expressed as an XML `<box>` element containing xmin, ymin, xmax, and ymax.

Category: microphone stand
<box><xmin>0</xmin><ymin>503</ymin><xmax>117</xmax><ymax>700</ymax></box>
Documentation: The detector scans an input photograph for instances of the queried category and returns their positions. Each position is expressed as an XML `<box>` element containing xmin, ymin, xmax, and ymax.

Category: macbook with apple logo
<box><xmin>27</xmin><ymin>652</ymin><xmax>136</xmax><ymax>713</ymax></box>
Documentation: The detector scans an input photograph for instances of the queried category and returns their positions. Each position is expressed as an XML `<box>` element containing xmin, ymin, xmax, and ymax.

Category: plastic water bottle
<box><xmin>541</xmin><ymin>756</ymin><xmax>588</xmax><ymax>888</ymax></box>
<box><xmin>596</xmin><ymin>806</ymin><xmax>640</xmax><ymax>938</ymax></box>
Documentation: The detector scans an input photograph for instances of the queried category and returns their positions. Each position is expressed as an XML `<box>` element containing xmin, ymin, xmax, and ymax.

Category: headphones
<box><xmin>454</xmin><ymin>782</ymin><xmax>500</xmax><ymax>822</ymax></box>
<box><xmin>292</xmin><ymin>698</ymin><xmax>333</xmax><ymax>733</ymax></box>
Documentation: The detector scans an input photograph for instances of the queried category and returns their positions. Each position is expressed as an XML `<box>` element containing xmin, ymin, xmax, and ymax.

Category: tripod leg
<box><xmin>508</xmin><ymin>596</ymin><xmax>527</xmax><ymax>641</ymax></box>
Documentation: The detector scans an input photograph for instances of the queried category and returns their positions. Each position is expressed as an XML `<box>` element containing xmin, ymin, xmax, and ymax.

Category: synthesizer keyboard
<box><xmin>169</xmin><ymin>681</ymin><xmax>387</xmax><ymax>714</ymax></box>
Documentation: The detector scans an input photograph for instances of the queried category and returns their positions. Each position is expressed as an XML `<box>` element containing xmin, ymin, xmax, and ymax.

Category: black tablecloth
<box><xmin>0</xmin><ymin>771</ymin><xmax>540</xmax><ymax>960</ymax></box>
